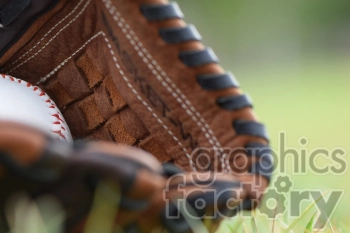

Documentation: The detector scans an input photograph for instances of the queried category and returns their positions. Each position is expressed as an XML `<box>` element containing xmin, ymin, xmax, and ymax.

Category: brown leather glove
<box><xmin>0</xmin><ymin>121</ymin><xmax>165</xmax><ymax>232</ymax></box>
<box><xmin>0</xmin><ymin>121</ymin><xmax>258</xmax><ymax>233</ymax></box>
<box><xmin>0</xmin><ymin>0</ymin><xmax>274</xmax><ymax>231</ymax></box>
<box><xmin>129</xmin><ymin>164</ymin><xmax>250</xmax><ymax>233</ymax></box>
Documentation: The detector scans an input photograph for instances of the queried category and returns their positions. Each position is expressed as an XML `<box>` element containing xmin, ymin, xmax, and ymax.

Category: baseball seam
<box><xmin>0</xmin><ymin>74</ymin><xmax>69</xmax><ymax>141</ymax></box>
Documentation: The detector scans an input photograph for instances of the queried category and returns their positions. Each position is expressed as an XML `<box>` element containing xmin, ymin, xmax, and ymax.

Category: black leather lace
<box><xmin>140</xmin><ymin>2</ymin><xmax>273</xmax><ymax>183</ymax></box>
<box><xmin>0</xmin><ymin>0</ymin><xmax>30</xmax><ymax>27</ymax></box>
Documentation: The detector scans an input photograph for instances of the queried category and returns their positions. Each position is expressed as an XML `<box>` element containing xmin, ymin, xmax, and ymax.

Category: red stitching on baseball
<box><xmin>0</xmin><ymin>74</ymin><xmax>69</xmax><ymax>141</ymax></box>
<box><xmin>52</xmin><ymin>130</ymin><xmax>66</xmax><ymax>140</ymax></box>
<box><xmin>52</xmin><ymin>113</ymin><xmax>64</xmax><ymax>122</ymax></box>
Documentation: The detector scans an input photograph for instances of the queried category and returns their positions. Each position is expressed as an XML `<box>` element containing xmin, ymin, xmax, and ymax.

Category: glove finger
<box><xmin>163</xmin><ymin>173</ymin><xmax>247</xmax><ymax>233</ymax></box>
<box><xmin>129</xmin><ymin>163</ymin><xmax>249</xmax><ymax>233</ymax></box>
<box><xmin>70</xmin><ymin>141</ymin><xmax>164</xmax><ymax>201</ymax></box>
<box><xmin>226</xmin><ymin>141</ymin><xmax>273</xmax><ymax>210</ymax></box>
<box><xmin>0</xmin><ymin>121</ymin><xmax>166</xmax><ymax>232</ymax></box>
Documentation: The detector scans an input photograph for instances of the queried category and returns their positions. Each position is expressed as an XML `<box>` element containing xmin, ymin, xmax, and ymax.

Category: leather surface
<box><xmin>0</xmin><ymin>0</ymin><xmax>61</xmax><ymax>57</ymax></box>
<box><xmin>0</xmin><ymin>121</ymin><xmax>165</xmax><ymax>232</ymax></box>
<box><xmin>0</xmin><ymin>0</ymin><xmax>31</xmax><ymax>27</ymax></box>
<box><xmin>0</xmin><ymin>121</ymin><xmax>251</xmax><ymax>233</ymax></box>
<box><xmin>0</xmin><ymin>0</ymin><xmax>271</xmax><ymax>205</ymax></box>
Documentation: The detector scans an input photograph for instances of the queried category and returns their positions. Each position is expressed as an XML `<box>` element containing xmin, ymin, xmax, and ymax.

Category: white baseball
<box><xmin>0</xmin><ymin>74</ymin><xmax>72</xmax><ymax>142</ymax></box>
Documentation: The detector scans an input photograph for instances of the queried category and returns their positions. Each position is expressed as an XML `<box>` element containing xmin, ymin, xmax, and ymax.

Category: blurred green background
<box><xmin>177</xmin><ymin>0</ymin><xmax>350</xmax><ymax>229</ymax></box>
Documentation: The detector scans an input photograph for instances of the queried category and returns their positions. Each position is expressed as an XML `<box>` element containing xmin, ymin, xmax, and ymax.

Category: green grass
<box><xmin>6</xmin><ymin>191</ymin><xmax>345</xmax><ymax>233</ymax></box>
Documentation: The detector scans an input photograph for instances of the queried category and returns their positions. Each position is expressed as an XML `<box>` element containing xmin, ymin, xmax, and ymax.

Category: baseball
<box><xmin>0</xmin><ymin>74</ymin><xmax>72</xmax><ymax>142</ymax></box>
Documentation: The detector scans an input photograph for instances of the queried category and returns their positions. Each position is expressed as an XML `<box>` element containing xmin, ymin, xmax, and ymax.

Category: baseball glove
<box><xmin>0</xmin><ymin>0</ymin><xmax>274</xmax><ymax>232</ymax></box>
<box><xmin>0</xmin><ymin>121</ymin><xmax>249</xmax><ymax>233</ymax></box>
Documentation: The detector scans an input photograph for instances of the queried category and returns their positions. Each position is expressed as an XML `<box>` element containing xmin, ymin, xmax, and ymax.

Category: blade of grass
<box><xmin>315</xmin><ymin>209</ymin><xmax>335</xmax><ymax>233</ymax></box>
<box><xmin>175</xmin><ymin>199</ymin><xmax>209</xmax><ymax>233</ymax></box>
<box><xmin>326</xmin><ymin>219</ymin><xmax>335</xmax><ymax>233</ymax></box>
<box><xmin>5</xmin><ymin>193</ymin><xmax>48</xmax><ymax>233</ymax></box>
<box><xmin>277</xmin><ymin>219</ymin><xmax>294</xmax><ymax>233</ymax></box>
<box><xmin>84</xmin><ymin>181</ymin><xmax>121</xmax><ymax>233</ymax></box>
<box><xmin>285</xmin><ymin>190</ymin><xmax>330</xmax><ymax>232</ymax></box>
<box><xmin>242</xmin><ymin>222</ymin><xmax>249</xmax><ymax>233</ymax></box>
<box><xmin>219</xmin><ymin>216</ymin><xmax>244</xmax><ymax>233</ymax></box>
<box><xmin>304</xmin><ymin>211</ymin><xmax>320</xmax><ymax>233</ymax></box>
<box><xmin>36</xmin><ymin>196</ymin><xmax>65</xmax><ymax>233</ymax></box>
<box><xmin>251</xmin><ymin>210</ymin><xmax>260</xmax><ymax>233</ymax></box>
<box><xmin>271</xmin><ymin>194</ymin><xmax>280</xmax><ymax>233</ymax></box>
